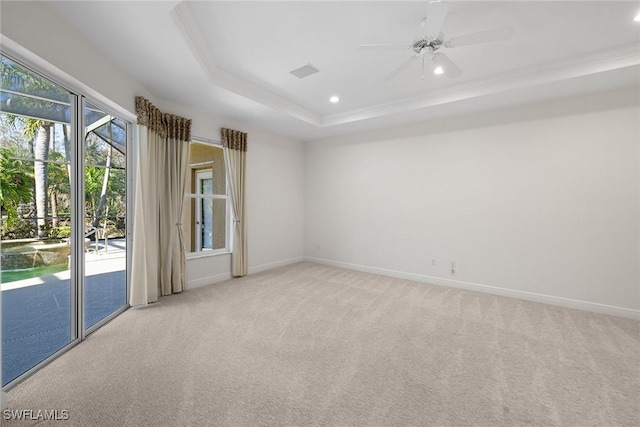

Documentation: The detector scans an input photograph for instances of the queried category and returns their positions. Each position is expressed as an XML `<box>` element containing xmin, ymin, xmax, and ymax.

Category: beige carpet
<box><xmin>5</xmin><ymin>262</ymin><xmax>639</xmax><ymax>426</ymax></box>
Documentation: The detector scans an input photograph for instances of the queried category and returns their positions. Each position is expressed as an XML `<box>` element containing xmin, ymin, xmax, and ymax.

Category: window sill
<box><xmin>186</xmin><ymin>250</ymin><xmax>231</xmax><ymax>260</ymax></box>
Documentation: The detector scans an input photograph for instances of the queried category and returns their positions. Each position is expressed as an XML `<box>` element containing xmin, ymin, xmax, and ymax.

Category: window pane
<box><xmin>201</xmin><ymin>177</ymin><xmax>212</xmax><ymax>196</ymax></box>
<box><xmin>1</xmin><ymin>56</ymin><xmax>70</xmax><ymax>125</ymax></box>
<box><xmin>201</xmin><ymin>197</ymin><xmax>213</xmax><ymax>249</ymax></box>
<box><xmin>188</xmin><ymin>142</ymin><xmax>225</xmax><ymax>195</ymax></box>
<box><xmin>83</xmin><ymin>102</ymin><xmax>127</xmax><ymax>330</ymax></box>
<box><xmin>85</xmin><ymin>106</ymin><xmax>126</xmax><ymax>156</ymax></box>
<box><xmin>211</xmin><ymin>199</ymin><xmax>226</xmax><ymax>250</ymax></box>
<box><xmin>1</xmin><ymin>58</ymin><xmax>73</xmax><ymax>386</ymax></box>
<box><xmin>187</xmin><ymin>197</ymin><xmax>226</xmax><ymax>252</ymax></box>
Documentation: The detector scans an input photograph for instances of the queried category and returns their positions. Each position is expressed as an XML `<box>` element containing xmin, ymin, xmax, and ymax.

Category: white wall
<box><xmin>0</xmin><ymin>1</ymin><xmax>305</xmax><ymax>290</ymax></box>
<box><xmin>246</xmin><ymin>132</ymin><xmax>305</xmax><ymax>272</ymax></box>
<box><xmin>305</xmin><ymin>88</ymin><xmax>640</xmax><ymax>317</ymax></box>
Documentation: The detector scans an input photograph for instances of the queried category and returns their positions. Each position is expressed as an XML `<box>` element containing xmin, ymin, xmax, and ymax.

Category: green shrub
<box><xmin>1</xmin><ymin>217</ymin><xmax>35</xmax><ymax>239</ymax></box>
<box><xmin>47</xmin><ymin>226</ymin><xmax>71</xmax><ymax>239</ymax></box>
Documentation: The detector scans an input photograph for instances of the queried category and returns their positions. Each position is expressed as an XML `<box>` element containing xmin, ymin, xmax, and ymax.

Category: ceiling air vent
<box><xmin>290</xmin><ymin>64</ymin><xmax>319</xmax><ymax>79</ymax></box>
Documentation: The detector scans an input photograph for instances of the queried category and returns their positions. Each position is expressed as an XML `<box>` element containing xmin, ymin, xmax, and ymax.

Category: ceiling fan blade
<box><xmin>384</xmin><ymin>54</ymin><xmax>418</xmax><ymax>81</ymax></box>
<box><xmin>444</xmin><ymin>26</ymin><xmax>514</xmax><ymax>48</ymax></box>
<box><xmin>357</xmin><ymin>44</ymin><xmax>412</xmax><ymax>51</ymax></box>
<box><xmin>432</xmin><ymin>52</ymin><xmax>462</xmax><ymax>78</ymax></box>
<box><xmin>423</xmin><ymin>1</ymin><xmax>450</xmax><ymax>39</ymax></box>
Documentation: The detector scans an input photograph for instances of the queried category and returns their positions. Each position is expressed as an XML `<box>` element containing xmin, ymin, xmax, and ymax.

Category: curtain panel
<box><xmin>221</xmin><ymin>128</ymin><xmax>248</xmax><ymax>277</ymax></box>
<box><xmin>130</xmin><ymin>96</ymin><xmax>191</xmax><ymax>306</ymax></box>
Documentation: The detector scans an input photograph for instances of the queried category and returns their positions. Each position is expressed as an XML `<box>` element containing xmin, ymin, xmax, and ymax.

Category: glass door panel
<box><xmin>1</xmin><ymin>56</ymin><xmax>74</xmax><ymax>385</ymax></box>
<box><xmin>83</xmin><ymin>103</ymin><xmax>127</xmax><ymax>330</ymax></box>
<box><xmin>196</xmin><ymin>171</ymin><xmax>213</xmax><ymax>251</ymax></box>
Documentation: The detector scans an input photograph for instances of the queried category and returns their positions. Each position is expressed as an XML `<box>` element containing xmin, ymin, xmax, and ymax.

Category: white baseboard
<box><xmin>304</xmin><ymin>257</ymin><xmax>640</xmax><ymax>320</ymax></box>
<box><xmin>187</xmin><ymin>256</ymin><xmax>305</xmax><ymax>289</ymax></box>
<box><xmin>249</xmin><ymin>256</ymin><xmax>305</xmax><ymax>274</ymax></box>
<box><xmin>187</xmin><ymin>272</ymin><xmax>232</xmax><ymax>290</ymax></box>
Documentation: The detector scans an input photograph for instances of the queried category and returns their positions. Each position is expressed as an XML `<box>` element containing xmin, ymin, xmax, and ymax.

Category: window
<box><xmin>184</xmin><ymin>140</ymin><xmax>229</xmax><ymax>256</ymax></box>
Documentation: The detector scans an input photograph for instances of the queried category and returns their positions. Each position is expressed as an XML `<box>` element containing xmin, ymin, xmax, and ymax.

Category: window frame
<box><xmin>185</xmin><ymin>138</ymin><xmax>232</xmax><ymax>259</ymax></box>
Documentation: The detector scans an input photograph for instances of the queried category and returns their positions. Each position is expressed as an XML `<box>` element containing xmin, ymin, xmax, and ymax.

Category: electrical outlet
<box><xmin>316</xmin><ymin>244</ymin><xmax>320</xmax><ymax>251</ymax></box>
<box><xmin>431</xmin><ymin>258</ymin><xmax>436</xmax><ymax>266</ymax></box>
<box><xmin>450</xmin><ymin>261</ymin><xmax>456</xmax><ymax>275</ymax></box>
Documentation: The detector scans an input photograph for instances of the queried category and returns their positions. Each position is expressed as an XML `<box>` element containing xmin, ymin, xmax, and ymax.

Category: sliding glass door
<box><xmin>1</xmin><ymin>55</ymin><xmax>129</xmax><ymax>387</ymax></box>
<box><xmin>83</xmin><ymin>103</ymin><xmax>127</xmax><ymax>330</ymax></box>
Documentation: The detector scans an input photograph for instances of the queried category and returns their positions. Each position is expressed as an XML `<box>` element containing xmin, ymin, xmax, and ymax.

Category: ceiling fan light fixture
<box><xmin>329</xmin><ymin>96</ymin><xmax>340</xmax><ymax>103</ymax></box>
<box><xmin>434</xmin><ymin>66</ymin><xmax>444</xmax><ymax>75</ymax></box>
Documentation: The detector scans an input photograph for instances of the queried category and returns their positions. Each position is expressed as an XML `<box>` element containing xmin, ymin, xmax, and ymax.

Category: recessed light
<box><xmin>635</xmin><ymin>12</ymin><xmax>640</xmax><ymax>22</ymax></box>
<box><xmin>329</xmin><ymin>96</ymin><xmax>340</xmax><ymax>103</ymax></box>
<box><xmin>434</xmin><ymin>66</ymin><xmax>444</xmax><ymax>75</ymax></box>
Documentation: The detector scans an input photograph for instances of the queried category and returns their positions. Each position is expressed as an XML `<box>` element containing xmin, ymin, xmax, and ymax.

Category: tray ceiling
<box><xmin>47</xmin><ymin>1</ymin><xmax>640</xmax><ymax>141</ymax></box>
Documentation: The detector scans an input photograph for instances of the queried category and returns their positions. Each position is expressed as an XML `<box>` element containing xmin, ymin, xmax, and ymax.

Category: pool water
<box><xmin>1</xmin><ymin>264</ymin><xmax>68</xmax><ymax>283</ymax></box>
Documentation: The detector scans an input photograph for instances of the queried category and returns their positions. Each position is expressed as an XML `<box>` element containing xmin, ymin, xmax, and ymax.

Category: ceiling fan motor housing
<box><xmin>412</xmin><ymin>37</ymin><xmax>443</xmax><ymax>54</ymax></box>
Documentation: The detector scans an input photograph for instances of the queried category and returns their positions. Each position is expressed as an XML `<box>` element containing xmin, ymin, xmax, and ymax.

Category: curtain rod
<box><xmin>192</xmin><ymin>136</ymin><xmax>221</xmax><ymax>145</ymax></box>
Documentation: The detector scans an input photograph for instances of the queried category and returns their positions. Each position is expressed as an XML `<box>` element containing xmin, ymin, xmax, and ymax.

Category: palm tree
<box><xmin>48</xmin><ymin>151</ymin><xmax>70</xmax><ymax>229</ymax></box>
<box><xmin>0</xmin><ymin>146</ymin><xmax>33</xmax><ymax>225</ymax></box>
<box><xmin>33</xmin><ymin>121</ymin><xmax>52</xmax><ymax>236</ymax></box>
<box><xmin>1</xmin><ymin>116</ymin><xmax>53</xmax><ymax>237</ymax></box>
<box><xmin>84</xmin><ymin>165</ymin><xmax>103</xmax><ymax>225</ymax></box>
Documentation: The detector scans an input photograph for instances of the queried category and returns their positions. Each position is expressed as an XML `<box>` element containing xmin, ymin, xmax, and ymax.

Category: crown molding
<box><xmin>171</xmin><ymin>0</ymin><xmax>639</xmax><ymax>130</ymax></box>
<box><xmin>322</xmin><ymin>43</ymin><xmax>640</xmax><ymax>127</ymax></box>
<box><xmin>170</xmin><ymin>1</ymin><xmax>322</xmax><ymax>126</ymax></box>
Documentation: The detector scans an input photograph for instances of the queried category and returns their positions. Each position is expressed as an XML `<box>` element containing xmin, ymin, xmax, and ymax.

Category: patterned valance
<box><xmin>135</xmin><ymin>96</ymin><xmax>191</xmax><ymax>141</ymax></box>
<box><xmin>221</xmin><ymin>128</ymin><xmax>248</xmax><ymax>152</ymax></box>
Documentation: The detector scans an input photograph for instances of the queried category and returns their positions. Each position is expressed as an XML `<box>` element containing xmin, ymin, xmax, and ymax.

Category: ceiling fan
<box><xmin>357</xmin><ymin>0</ymin><xmax>514</xmax><ymax>81</ymax></box>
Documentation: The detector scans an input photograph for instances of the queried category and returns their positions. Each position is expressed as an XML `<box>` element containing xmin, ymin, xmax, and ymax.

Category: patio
<box><xmin>2</xmin><ymin>239</ymin><xmax>127</xmax><ymax>385</ymax></box>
